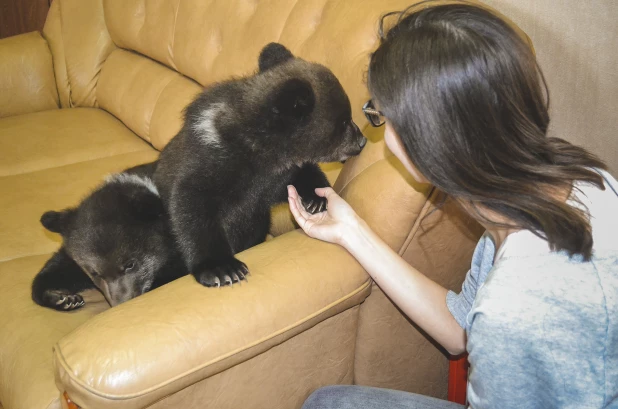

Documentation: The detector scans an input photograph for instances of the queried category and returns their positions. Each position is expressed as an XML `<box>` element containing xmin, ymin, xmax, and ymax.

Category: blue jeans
<box><xmin>302</xmin><ymin>386</ymin><xmax>465</xmax><ymax>409</ymax></box>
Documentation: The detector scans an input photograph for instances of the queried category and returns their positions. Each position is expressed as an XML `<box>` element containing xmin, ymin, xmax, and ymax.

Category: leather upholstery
<box><xmin>92</xmin><ymin>0</ymin><xmax>405</xmax><ymax>147</ymax></box>
<box><xmin>145</xmin><ymin>307</ymin><xmax>360</xmax><ymax>409</ymax></box>
<box><xmin>42</xmin><ymin>0</ymin><xmax>116</xmax><ymax>108</ymax></box>
<box><xmin>0</xmin><ymin>109</ymin><xmax>156</xmax><ymax>263</ymax></box>
<box><xmin>0</xmin><ymin>0</ymin><xmax>544</xmax><ymax>408</ymax></box>
<box><xmin>0</xmin><ymin>32</ymin><xmax>59</xmax><ymax>118</ymax></box>
<box><xmin>0</xmin><ymin>109</ymin><xmax>152</xmax><ymax>177</ymax></box>
<box><xmin>0</xmin><ymin>254</ymin><xmax>108</xmax><ymax>409</ymax></box>
<box><xmin>0</xmin><ymin>149</ymin><xmax>158</xmax><ymax>262</ymax></box>
<box><xmin>96</xmin><ymin>49</ymin><xmax>202</xmax><ymax>150</ymax></box>
<box><xmin>55</xmin><ymin>231</ymin><xmax>371</xmax><ymax>408</ymax></box>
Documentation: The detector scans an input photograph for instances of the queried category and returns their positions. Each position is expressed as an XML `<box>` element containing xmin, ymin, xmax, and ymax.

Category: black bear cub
<box><xmin>154</xmin><ymin>43</ymin><xmax>366</xmax><ymax>288</ymax></box>
<box><xmin>32</xmin><ymin>162</ymin><xmax>187</xmax><ymax>311</ymax></box>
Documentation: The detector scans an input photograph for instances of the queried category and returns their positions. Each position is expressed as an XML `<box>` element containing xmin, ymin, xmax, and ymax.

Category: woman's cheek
<box><xmin>384</xmin><ymin>123</ymin><xmax>429</xmax><ymax>184</ymax></box>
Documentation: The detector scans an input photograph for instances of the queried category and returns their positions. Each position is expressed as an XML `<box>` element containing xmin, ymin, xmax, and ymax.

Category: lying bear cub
<box><xmin>31</xmin><ymin>162</ymin><xmax>188</xmax><ymax>311</ymax></box>
<box><xmin>154</xmin><ymin>42</ymin><xmax>367</xmax><ymax>287</ymax></box>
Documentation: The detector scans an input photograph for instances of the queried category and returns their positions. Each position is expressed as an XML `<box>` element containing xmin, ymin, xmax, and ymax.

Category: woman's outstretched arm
<box><xmin>288</xmin><ymin>185</ymin><xmax>466</xmax><ymax>355</ymax></box>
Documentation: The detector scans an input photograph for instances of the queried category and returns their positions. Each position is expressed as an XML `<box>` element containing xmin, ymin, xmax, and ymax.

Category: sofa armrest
<box><xmin>53</xmin><ymin>230</ymin><xmax>371</xmax><ymax>409</ymax></box>
<box><xmin>0</xmin><ymin>32</ymin><xmax>59</xmax><ymax>118</ymax></box>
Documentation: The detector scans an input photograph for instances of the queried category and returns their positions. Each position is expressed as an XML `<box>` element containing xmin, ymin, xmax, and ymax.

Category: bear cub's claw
<box><xmin>193</xmin><ymin>257</ymin><xmax>249</xmax><ymax>288</ymax></box>
<box><xmin>45</xmin><ymin>290</ymin><xmax>85</xmax><ymax>311</ymax></box>
<box><xmin>302</xmin><ymin>195</ymin><xmax>328</xmax><ymax>214</ymax></box>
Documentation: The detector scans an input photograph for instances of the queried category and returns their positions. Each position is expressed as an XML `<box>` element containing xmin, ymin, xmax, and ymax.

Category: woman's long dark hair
<box><xmin>368</xmin><ymin>1</ymin><xmax>606</xmax><ymax>260</ymax></box>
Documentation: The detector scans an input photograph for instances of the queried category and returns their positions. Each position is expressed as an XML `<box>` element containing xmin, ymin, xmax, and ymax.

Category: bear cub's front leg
<box><xmin>193</xmin><ymin>257</ymin><xmax>249</xmax><ymax>287</ymax></box>
<box><xmin>32</xmin><ymin>248</ymin><xmax>93</xmax><ymax>311</ymax></box>
<box><xmin>292</xmin><ymin>163</ymin><xmax>331</xmax><ymax>214</ymax></box>
<box><xmin>168</xmin><ymin>189</ymin><xmax>249</xmax><ymax>288</ymax></box>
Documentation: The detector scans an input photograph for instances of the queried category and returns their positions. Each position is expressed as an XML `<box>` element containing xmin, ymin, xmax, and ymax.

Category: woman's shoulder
<box><xmin>493</xmin><ymin>168</ymin><xmax>618</xmax><ymax>262</ymax></box>
<box><xmin>571</xmin><ymin>168</ymin><xmax>618</xmax><ymax>253</ymax></box>
<box><xmin>467</xmin><ymin>247</ymin><xmax>616</xmax><ymax>408</ymax></box>
<box><xmin>572</xmin><ymin>168</ymin><xmax>618</xmax><ymax>204</ymax></box>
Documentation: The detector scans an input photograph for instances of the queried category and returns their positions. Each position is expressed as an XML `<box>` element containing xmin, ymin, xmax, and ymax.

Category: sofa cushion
<box><xmin>0</xmin><ymin>149</ymin><xmax>158</xmax><ymax>262</ymax></box>
<box><xmin>0</xmin><ymin>32</ymin><xmax>59</xmax><ymax>118</ymax></box>
<box><xmin>0</xmin><ymin>108</ymin><xmax>153</xmax><ymax>177</ymax></box>
<box><xmin>42</xmin><ymin>0</ymin><xmax>116</xmax><ymax>109</ymax></box>
<box><xmin>98</xmin><ymin>0</ymin><xmax>401</xmax><ymax>147</ymax></box>
<box><xmin>0</xmin><ymin>254</ymin><xmax>109</xmax><ymax>409</ymax></box>
<box><xmin>96</xmin><ymin>0</ymin><xmax>534</xmax><ymax>151</ymax></box>
<box><xmin>0</xmin><ymin>107</ymin><xmax>157</xmax><ymax>408</ymax></box>
<box><xmin>97</xmin><ymin>50</ymin><xmax>201</xmax><ymax>151</ymax></box>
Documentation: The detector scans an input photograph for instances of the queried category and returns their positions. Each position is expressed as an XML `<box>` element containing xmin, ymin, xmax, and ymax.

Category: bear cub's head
<box><xmin>188</xmin><ymin>43</ymin><xmax>366</xmax><ymax>165</ymax></box>
<box><xmin>41</xmin><ymin>174</ymin><xmax>177</xmax><ymax>306</ymax></box>
<box><xmin>255</xmin><ymin>43</ymin><xmax>366</xmax><ymax>163</ymax></box>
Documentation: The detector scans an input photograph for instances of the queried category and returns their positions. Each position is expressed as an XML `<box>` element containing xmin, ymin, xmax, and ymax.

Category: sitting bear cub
<box><xmin>32</xmin><ymin>162</ymin><xmax>187</xmax><ymax>311</ymax></box>
<box><xmin>154</xmin><ymin>42</ymin><xmax>367</xmax><ymax>287</ymax></box>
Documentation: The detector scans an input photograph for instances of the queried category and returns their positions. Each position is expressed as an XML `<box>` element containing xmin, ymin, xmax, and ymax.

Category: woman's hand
<box><xmin>287</xmin><ymin>185</ymin><xmax>359</xmax><ymax>246</ymax></box>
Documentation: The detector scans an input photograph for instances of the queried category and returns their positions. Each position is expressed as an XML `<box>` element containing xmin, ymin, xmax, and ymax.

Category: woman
<box><xmin>289</xmin><ymin>2</ymin><xmax>618</xmax><ymax>408</ymax></box>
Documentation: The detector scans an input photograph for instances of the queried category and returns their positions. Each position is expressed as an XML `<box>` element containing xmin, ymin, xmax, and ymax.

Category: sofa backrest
<box><xmin>43</xmin><ymin>0</ymin><xmax>532</xmax><ymax>150</ymax></box>
<box><xmin>44</xmin><ymin>0</ymin><xmax>389</xmax><ymax>150</ymax></box>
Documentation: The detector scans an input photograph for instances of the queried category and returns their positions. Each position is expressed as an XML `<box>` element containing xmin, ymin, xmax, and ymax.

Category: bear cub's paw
<box><xmin>302</xmin><ymin>193</ymin><xmax>328</xmax><ymax>214</ymax></box>
<box><xmin>45</xmin><ymin>290</ymin><xmax>85</xmax><ymax>311</ymax></box>
<box><xmin>192</xmin><ymin>257</ymin><xmax>249</xmax><ymax>287</ymax></box>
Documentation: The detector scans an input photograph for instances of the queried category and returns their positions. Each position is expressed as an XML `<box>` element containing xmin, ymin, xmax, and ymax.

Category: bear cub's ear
<box><xmin>270</xmin><ymin>78</ymin><xmax>315</xmax><ymax>127</ymax></box>
<box><xmin>258</xmin><ymin>42</ymin><xmax>294</xmax><ymax>72</ymax></box>
<box><xmin>128</xmin><ymin>190</ymin><xmax>165</xmax><ymax>222</ymax></box>
<box><xmin>40</xmin><ymin>209</ymin><xmax>75</xmax><ymax>234</ymax></box>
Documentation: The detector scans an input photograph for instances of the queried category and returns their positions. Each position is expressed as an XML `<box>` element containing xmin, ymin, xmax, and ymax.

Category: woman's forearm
<box><xmin>343</xmin><ymin>217</ymin><xmax>466</xmax><ymax>355</ymax></box>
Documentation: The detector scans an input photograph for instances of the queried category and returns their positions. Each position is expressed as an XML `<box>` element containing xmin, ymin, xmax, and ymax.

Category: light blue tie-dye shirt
<box><xmin>447</xmin><ymin>169</ymin><xmax>618</xmax><ymax>409</ymax></box>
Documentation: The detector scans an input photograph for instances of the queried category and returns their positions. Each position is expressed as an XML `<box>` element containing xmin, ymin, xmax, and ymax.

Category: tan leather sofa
<box><xmin>0</xmin><ymin>1</ymin><xmax>551</xmax><ymax>408</ymax></box>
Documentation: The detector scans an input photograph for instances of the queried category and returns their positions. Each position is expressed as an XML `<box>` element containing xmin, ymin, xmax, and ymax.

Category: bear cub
<box><xmin>32</xmin><ymin>162</ymin><xmax>187</xmax><ymax>311</ymax></box>
<box><xmin>154</xmin><ymin>43</ymin><xmax>367</xmax><ymax>288</ymax></box>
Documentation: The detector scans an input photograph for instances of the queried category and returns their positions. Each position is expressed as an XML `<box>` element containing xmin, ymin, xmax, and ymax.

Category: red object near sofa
<box><xmin>448</xmin><ymin>354</ymin><xmax>469</xmax><ymax>405</ymax></box>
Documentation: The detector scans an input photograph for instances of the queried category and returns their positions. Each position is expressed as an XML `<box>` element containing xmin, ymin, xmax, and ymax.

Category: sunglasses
<box><xmin>362</xmin><ymin>99</ymin><xmax>385</xmax><ymax>127</ymax></box>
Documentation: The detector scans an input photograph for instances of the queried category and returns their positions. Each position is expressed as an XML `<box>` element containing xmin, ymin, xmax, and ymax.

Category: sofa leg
<box><xmin>62</xmin><ymin>392</ymin><xmax>80</xmax><ymax>409</ymax></box>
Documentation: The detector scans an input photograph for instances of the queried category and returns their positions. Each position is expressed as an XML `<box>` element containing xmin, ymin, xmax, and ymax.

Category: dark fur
<box><xmin>154</xmin><ymin>43</ymin><xmax>366</xmax><ymax>287</ymax></box>
<box><xmin>32</xmin><ymin>162</ymin><xmax>188</xmax><ymax>311</ymax></box>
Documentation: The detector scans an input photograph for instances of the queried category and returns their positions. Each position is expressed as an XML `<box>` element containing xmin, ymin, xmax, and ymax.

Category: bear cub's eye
<box><xmin>123</xmin><ymin>260</ymin><xmax>136</xmax><ymax>272</ymax></box>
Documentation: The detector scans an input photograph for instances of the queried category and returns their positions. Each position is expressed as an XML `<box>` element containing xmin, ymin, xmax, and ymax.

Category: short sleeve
<box><xmin>446</xmin><ymin>233</ymin><xmax>495</xmax><ymax>331</ymax></box>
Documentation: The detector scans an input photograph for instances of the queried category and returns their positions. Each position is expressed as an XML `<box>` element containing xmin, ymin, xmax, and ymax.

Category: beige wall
<box><xmin>484</xmin><ymin>0</ymin><xmax>618</xmax><ymax>174</ymax></box>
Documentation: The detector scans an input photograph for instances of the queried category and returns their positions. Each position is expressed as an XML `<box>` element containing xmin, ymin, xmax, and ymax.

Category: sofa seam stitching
<box><xmin>57</xmin><ymin>0</ymin><xmax>73</xmax><ymax>107</ymax></box>
<box><xmin>168</xmin><ymin>0</ymin><xmax>180</xmax><ymax>70</ymax></box>
<box><xmin>397</xmin><ymin>187</ymin><xmax>438</xmax><ymax>256</ymax></box>
<box><xmin>38</xmin><ymin>31</ymin><xmax>62</xmax><ymax>110</ymax></box>
<box><xmin>146</xmin><ymin>75</ymin><xmax>176</xmax><ymax>142</ymax></box>
<box><xmin>0</xmin><ymin>145</ymin><xmax>154</xmax><ymax>181</ymax></box>
<box><xmin>336</xmin><ymin>157</ymin><xmax>388</xmax><ymax>196</ymax></box>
